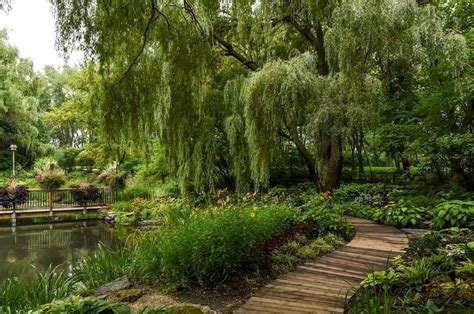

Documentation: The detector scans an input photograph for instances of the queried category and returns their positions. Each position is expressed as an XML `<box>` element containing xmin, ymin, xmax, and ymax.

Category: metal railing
<box><xmin>13</xmin><ymin>188</ymin><xmax>113</xmax><ymax>211</ymax></box>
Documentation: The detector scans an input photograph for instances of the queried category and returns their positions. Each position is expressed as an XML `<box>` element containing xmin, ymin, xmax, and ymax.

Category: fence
<box><xmin>0</xmin><ymin>188</ymin><xmax>113</xmax><ymax>226</ymax></box>
<box><xmin>15</xmin><ymin>188</ymin><xmax>113</xmax><ymax>211</ymax></box>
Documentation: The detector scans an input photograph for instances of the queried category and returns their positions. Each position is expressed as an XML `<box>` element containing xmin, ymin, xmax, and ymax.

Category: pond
<box><xmin>0</xmin><ymin>221</ymin><xmax>124</xmax><ymax>280</ymax></box>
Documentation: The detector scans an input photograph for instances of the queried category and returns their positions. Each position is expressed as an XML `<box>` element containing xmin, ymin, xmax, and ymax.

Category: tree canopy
<box><xmin>47</xmin><ymin>0</ymin><xmax>472</xmax><ymax>192</ymax></box>
<box><xmin>0</xmin><ymin>30</ymin><xmax>48</xmax><ymax>169</ymax></box>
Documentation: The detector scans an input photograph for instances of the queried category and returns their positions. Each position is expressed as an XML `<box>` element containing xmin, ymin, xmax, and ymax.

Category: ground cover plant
<box><xmin>330</xmin><ymin>183</ymin><xmax>473</xmax><ymax>230</ymax></box>
<box><xmin>348</xmin><ymin>228</ymin><xmax>474</xmax><ymax>312</ymax></box>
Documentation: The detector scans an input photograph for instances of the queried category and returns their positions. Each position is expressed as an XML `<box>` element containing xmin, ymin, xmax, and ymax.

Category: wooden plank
<box><xmin>341</xmin><ymin>246</ymin><xmax>405</xmax><ymax>257</ymax></box>
<box><xmin>248</xmin><ymin>296</ymin><xmax>344</xmax><ymax>313</ymax></box>
<box><xmin>328</xmin><ymin>250</ymin><xmax>392</xmax><ymax>264</ymax></box>
<box><xmin>237</xmin><ymin>217</ymin><xmax>409</xmax><ymax>313</ymax></box>
<box><xmin>297</xmin><ymin>266</ymin><xmax>367</xmax><ymax>281</ymax></box>
<box><xmin>269</xmin><ymin>279</ymin><xmax>346</xmax><ymax>295</ymax></box>
<box><xmin>314</xmin><ymin>256</ymin><xmax>385</xmax><ymax>272</ymax></box>
<box><xmin>260</xmin><ymin>288</ymin><xmax>347</xmax><ymax>305</ymax></box>
<box><xmin>238</xmin><ymin>302</ymin><xmax>316</xmax><ymax>314</ymax></box>
<box><xmin>303</xmin><ymin>262</ymin><xmax>371</xmax><ymax>277</ymax></box>
<box><xmin>280</xmin><ymin>271</ymin><xmax>354</xmax><ymax>290</ymax></box>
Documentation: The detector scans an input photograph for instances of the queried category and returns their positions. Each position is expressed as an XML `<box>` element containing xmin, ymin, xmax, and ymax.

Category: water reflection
<box><xmin>0</xmin><ymin>221</ymin><xmax>119</xmax><ymax>279</ymax></box>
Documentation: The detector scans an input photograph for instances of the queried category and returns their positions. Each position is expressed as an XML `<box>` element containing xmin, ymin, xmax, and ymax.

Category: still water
<box><xmin>0</xmin><ymin>221</ymin><xmax>122</xmax><ymax>280</ymax></box>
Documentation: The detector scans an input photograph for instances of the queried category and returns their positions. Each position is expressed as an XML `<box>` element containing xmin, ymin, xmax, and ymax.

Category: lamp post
<box><xmin>10</xmin><ymin>144</ymin><xmax>17</xmax><ymax>178</ymax></box>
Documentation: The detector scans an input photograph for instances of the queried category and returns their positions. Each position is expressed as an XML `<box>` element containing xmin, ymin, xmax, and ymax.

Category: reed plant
<box><xmin>0</xmin><ymin>266</ymin><xmax>75</xmax><ymax>312</ymax></box>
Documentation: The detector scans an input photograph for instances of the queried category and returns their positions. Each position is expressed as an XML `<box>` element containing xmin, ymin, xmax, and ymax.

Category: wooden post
<box><xmin>48</xmin><ymin>191</ymin><xmax>54</xmax><ymax>217</ymax></box>
<box><xmin>11</xmin><ymin>203</ymin><xmax>16</xmax><ymax>227</ymax></box>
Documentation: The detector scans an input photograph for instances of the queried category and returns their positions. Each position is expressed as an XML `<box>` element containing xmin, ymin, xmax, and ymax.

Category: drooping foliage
<box><xmin>49</xmin><ymin>0</ymin><xmax>473</xmax><ymax>192</ymax></box>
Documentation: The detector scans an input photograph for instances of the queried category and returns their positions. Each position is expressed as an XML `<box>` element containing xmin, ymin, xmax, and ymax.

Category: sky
<box><xmin>0</xmin><ymin>0</ymin><xmax>83</xmax><ymax>72</ymax></box>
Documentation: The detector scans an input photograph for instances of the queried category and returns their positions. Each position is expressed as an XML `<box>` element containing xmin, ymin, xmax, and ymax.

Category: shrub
<box><xmin>70</xmin><ymin>183</ymin><xmax>101</xmax><ymax>205</ymax></box>
<box><xmin>373</xmin><ymin>200</ymin><xmax>425</xmax><ymax>227</ymax></box>
<box><xmin>332</xmin><ymin>201</ymin><xmax>376</xmax><ymax>219</ymax></box>
<box><xmin>35</xmin><ymin>160</ymin><xmax>67</xmax><ymax>191</ymax></box>
<box><xmin>118</xmin><ymin>184</ymin><xmax>152</xmax><ymax>201</ymax></box>
<box><xmin>98</xmin><ymin>164</ymin><xmax>125</xmax><ymax>191</ymax></box>
<box><xmin>154</xmin><ymin>204</ymin><xmax>293</xmax><ymax>286</ymax></box>
<box><xmin>333</xmin><ymin>183</ymin><xmax>390</xmax><ymax>206</ymax></box>
<box><xmin>0</xmin><ymin>179</ymin><xmax>28</xmax><ymax>209</ymax></box>
<box><xmin>55</xmin><ymin>147</ymin><xmax>81</xmax><ymax>172</ymax></box>
<box><xmin>432</xmin><ymin>200</ymin><xmax>474</xmax><ymax>229</ymax></box>
<box><xmin>150</xmin><ymin>197</ymin><xmax>194</xmax><ymax>226</ymax></box>
<box><xmin>111</xmin><ymin>201</ymin><xmax>131</xmax><ymax>212</ymax></box>
<box><xmin>130</xmin><ymin>198</ymin><xmax>157</xmax><ymax>220</ymax></box>
<box><xmin>296</xmin><ymin>204</ymin><xmax>354</xmax><ymax>241</ymax></box>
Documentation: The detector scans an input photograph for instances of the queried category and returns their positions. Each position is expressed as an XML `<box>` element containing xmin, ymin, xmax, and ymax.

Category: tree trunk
<box><xmin>318</xmin><ymin>134</ymin><xmax>343</xmax><ymax>191</ymax></box>
<box><xmin>284</xmin><ymin>119</ymin><xmax>322</xmax><ymax>190</ymax></box>
<box><xmin>450</xmin><ymin>158</ymin><xmax>470</xmax><ymax>189</ymax></box>
<box><xmin>402</xmin><ymin>158</ymin><xmax>410</xmax><ymax>171</ymax></box>
<box><xmin>356</xmin><ymin>131</ymin><xmax>365</xmax><ymax>176</ymax></box>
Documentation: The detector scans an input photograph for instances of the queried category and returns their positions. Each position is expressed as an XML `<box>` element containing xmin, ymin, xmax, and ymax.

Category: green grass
<box><xmin>0</xmin><ymin>266</ymin><xmax>76</xmax><ymax>312</ymax></box>
<box><xmin>72</xmin><ymin>243</ymin><xmax>131</xmax><ymax>289</ymax></box>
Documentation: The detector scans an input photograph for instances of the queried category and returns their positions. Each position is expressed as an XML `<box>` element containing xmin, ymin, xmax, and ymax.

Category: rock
<box><xmin>139</xmin><ymin>219</ymin><xmax>155</xmax><ymax>226</ymax></box>
<box><xmin>402</xmin><ymin>228</ymin><xmax>430</xmax><ymax>240</ymax></box>
<box><xmin>116</xmin><ymin>288</ymin><xmax>143</xmax><ymax>302</ymax></box>
<box><xmin>95</xmin><ymin>276</ymin><xmax>130</xmax><ymax>296</ymax></box>
<box><xmin>167</xmin><ymin>305</ymin><xmax>204</xmax><ymax>314</ymax></box>
<box><xmin>104</xmin><ymin>211</ymin><xmax>117</xmax><ymax>223</ymax></box>
<box><xmin>200</xmin><ymin>305</ymin><xmax>214</xmax><ymax>313</ymax></box>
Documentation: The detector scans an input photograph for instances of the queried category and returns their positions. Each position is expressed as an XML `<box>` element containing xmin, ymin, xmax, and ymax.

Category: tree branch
<box><xmin>182</xmin><ymin>0</ymin><xmax>259</xmax><ymax>71</ymax></box>
<box><xmin>212</xmin><ymin>33</ymin><xmax>259</xmax><ymax>71</ymax></box>
<box><xmin>116</xmin><ymin>0</ymin><xmax>159</xmax><ymax>83</ymax></box>
<box><xmin>281</xmin><ymin>16</ymin><xmax>329</xmax><ymax>76</ymax></box>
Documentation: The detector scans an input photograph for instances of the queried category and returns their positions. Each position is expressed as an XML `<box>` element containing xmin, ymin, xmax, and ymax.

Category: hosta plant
<box><xmin>373</xmin><ymin>200</ymin><xmax>425</xmax><ymax>227</ymax></box>
<box><xmin>432</xmin><ymin>200</ymin><xmax>474</xmax><ymax>229</ymax></box>
<box><xmin>361</xmin><ymin>270</ymin><xmax>400</xmax><ymax>290</ymax></box>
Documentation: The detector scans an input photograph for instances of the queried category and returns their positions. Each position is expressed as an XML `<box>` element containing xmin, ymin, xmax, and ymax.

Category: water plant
<box><xmin>0</xmin><ymin>266</ymin><xmax>75</xmax><ymax>312</ymax></box>
<box><xmin>72</xmin><ymin>243</ymin><xmax>131</xmax><ymax>289</ymax></box>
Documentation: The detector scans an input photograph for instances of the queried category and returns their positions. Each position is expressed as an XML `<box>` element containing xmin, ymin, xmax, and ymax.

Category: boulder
<box><xmin>116</xmin><ymin>288</ymin><xmax>143</xmax><ymax>302</ymax></box>
<box><xmin>95</xmin><ymin>276</ymin><xmax>130</xmax><ymax>296</ymax></box>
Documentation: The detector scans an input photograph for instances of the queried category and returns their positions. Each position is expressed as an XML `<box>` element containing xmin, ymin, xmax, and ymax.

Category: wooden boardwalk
<box><xmin>237</xmin><ymin>217</ymin><xmax>409</xmax><ymax>313</ymax></box>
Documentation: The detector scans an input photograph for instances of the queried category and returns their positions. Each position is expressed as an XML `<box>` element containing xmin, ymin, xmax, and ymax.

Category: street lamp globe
<box><xmin>10</xmin><ymin>144</ymin><xmax>17</xmax><ymax>151</ymax></box>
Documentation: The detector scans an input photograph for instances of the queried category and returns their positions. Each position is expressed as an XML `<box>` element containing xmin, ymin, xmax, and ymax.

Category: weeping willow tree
<box><xmin>50</xmin><ymin>0</ymin><xmax>466</xmax><ymax>192</ymax></box>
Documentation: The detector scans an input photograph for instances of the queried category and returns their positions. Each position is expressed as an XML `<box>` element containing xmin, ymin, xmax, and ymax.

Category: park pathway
<box><xmin>237</xmin><ymin>217</ymin><xmax>409</xmax><ymax>313</ymax></box>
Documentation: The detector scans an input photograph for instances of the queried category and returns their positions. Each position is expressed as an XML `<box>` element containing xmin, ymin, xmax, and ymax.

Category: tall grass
<box><xmin>71</xmin><ymin>204</ymin><xmax>295</xmax><ymax>288</ymax></box>
<box><xmin>72</xmin><ymin>243</ymin><xmax>131</xmax><ymax>289</ymax></box>
<box><xmin>0</xmin><ymin>266</ymin><xmax>75</xmax><ymax>311</ymax></box>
